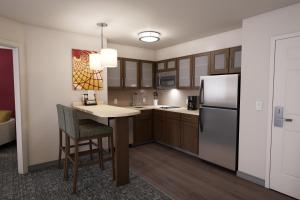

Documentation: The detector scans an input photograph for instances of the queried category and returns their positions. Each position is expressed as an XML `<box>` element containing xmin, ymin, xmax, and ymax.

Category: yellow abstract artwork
<box><xmin>72</xmin><ymin>49</ymin><xmax>103</xmax><ymax>90</ymax></box>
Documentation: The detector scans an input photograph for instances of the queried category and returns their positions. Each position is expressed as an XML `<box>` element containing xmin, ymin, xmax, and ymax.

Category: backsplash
<box><xmin>108</xmin><ymin>89</ymin><xmax>199</xmax><ymax>107</ymax></box>
<box><xmin>108</xmin><ymin>89</ymin><xmax>155</xmax><ymax>106</ymax></box>
<box><xmin>158</xmin><ymin>89</ymin><xmax>199</xmax><ymax>107</ymax></box>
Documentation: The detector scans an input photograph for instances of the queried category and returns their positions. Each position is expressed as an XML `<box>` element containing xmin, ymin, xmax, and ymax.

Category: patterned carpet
<box><xmin>0</xmin><ymin>142</ymin><xmax>171</xmax><ymax>200</ymax></box>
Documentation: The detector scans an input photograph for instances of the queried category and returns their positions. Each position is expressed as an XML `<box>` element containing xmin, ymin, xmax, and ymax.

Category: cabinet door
<box><xmin>153</xmin><ymin>110</ymin><xmax>165</xmax><ymax>142</ymax></box>
<box><xmin>108</xmin><ymin>59</ymin><xmax>122</xmax><ymax>88</ymax></box>
<box><xmin>193</xmin><ymin>53</ymin><xmax>210</xmax><ymax>88</ymax></box>
<box><xmin>229</xmin><ymin>46</ymin><xmax>242</xmax><ymax>73</ymax></box>
<box><xmin>165</xmin><ymin>112</ymin><xmax>181</xmax><ymax>147</ymax></box>
<box><xmin>141</xmin><ymin>61</ymin><xmax>154</xmax><ymax>88</ymax></box>
<box><xmin>178</xmin><ymin>57</ymin><xmax>192</xmax><ymax>88</ymax></box>
<box><xmin>124</xmin><ymin>59</ymin><xmax>139</xmax><ymax>88</ymax></box>
<box><xmin>133</xmin><ymin>110</ymin><xmax>153</xmax><ymax>145</ymax></box>
<box><xmin>157</xmin><ymin>62</ymin><xmax>165</xmax><ymax>71</ymax></box>
<box><xmin>181</xmin><ymin>114</ymin><xmax>199</xmax><ymax>154</ymax></box>
<box><xmin>210</xmin><ymin>49</ymin><xmax>229</xmax><ymax>74</ymax></box>
<box><xmin>166</xmin><ymin>59</ymin><xmax>176</xmax><ymax>70</ymax></box>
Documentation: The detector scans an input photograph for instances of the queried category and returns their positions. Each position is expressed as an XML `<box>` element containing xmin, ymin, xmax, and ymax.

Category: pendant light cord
<box><xmin>101</xmin><ymin>25</ymin><xmax>103</xmax><ymax>49</ymax></box>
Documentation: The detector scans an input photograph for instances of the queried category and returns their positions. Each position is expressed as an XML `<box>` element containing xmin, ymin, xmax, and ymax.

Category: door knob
<box><xmin>284</xmin><ymin>118</ymin><xmax>293</xmax><ymax>122</ymax></box>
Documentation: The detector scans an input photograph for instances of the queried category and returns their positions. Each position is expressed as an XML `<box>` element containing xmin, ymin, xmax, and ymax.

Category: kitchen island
<box><xmin>74</xmin><ymin>104</ymin><xmax>140</xmax><ymax>186</ymax></box>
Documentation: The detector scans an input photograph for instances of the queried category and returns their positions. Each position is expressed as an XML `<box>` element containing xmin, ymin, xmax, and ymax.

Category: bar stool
<box><xmin>56</xmin><ymin>105</ymin><xmax>94</xmax><ymax>168</ymax></box>
<box><xmin>61</xmin><ymin>105</ymin><xmax>115</xmax><ymax>193</ymax></box>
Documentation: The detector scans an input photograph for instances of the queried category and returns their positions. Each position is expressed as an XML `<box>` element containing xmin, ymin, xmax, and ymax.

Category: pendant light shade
<box><xmin>89</xmin><ymin>23</ymin><xmax>118</xmax><ymax>70</ymax></box>
<box><xmin>100</xmin><ymin>48</ymin><xmax>118</xmax><ymax>68</ymax></box>
<box><xmin>89</xmin><ymin>53</ymin><xmax>102</xmax><ymax>70</ymax></box>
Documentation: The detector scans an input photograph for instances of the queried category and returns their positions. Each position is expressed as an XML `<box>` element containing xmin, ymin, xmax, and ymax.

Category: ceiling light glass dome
<box><xmin>138</xmin><ymin>31</ymin><xmax>161</xmax><ymax>43</ymax></box>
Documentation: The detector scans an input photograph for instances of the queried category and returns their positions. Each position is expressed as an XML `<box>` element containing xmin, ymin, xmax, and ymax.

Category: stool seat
<box><xmin>79</xmin><ymin>119</ymin><xmax>96</xmax><ymax>125</ymax></box>
<box><xmin>79</xmin><ymin>122</ymin><xmax>113</xmax><ymax>138</ymax></box>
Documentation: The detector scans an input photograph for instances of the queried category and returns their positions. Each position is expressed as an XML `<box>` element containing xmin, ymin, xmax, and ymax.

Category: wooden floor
<box><xmin>130</xmin><ymin>143</ymin><xmax>294</xmax><ymax>200</ymax></box>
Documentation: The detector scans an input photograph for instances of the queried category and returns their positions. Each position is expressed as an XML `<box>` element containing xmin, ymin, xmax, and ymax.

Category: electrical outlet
<box><xmin>256</xmin><ymin>101</ymin><xmax>263</xmax><ymax>111</ymax></box>
<box><xmin>113</xmin><ymin>98</ymin><xmax>118</xmax><ymax>105</ymax></box>
<box><xmin>142</xmin><ymin>97</ymin><xmax>146</xmax><ymax>103</ymax></box>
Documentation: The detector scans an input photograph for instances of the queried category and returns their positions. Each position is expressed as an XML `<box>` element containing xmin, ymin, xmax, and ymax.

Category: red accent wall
<box><xmin>0</xmin><ymin>48</ymin><xmax>15</xmax><ymax>116</ymax></box>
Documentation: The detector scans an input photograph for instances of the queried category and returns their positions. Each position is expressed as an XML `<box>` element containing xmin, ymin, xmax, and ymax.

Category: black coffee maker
<box><xmin>187</xmin><ymin>96</ymin><xmax>199</xmax><ymax>110</ymax></box>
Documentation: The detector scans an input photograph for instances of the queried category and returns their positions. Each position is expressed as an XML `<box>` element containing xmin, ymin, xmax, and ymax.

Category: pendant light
<box><xmin>89</xmin><ymin>23</ymin><xmax>118</xmax><ymax>70</ymax></box>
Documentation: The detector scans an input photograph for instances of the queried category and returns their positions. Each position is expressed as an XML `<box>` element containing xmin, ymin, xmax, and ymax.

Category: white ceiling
<box><xmin>0</xmin><ymin>0</ymin><xmax>298</xmax><ymax>49</ymax></box>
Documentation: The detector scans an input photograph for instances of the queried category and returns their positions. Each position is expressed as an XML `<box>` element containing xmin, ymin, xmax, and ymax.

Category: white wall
<box><xmin>108</xmin><ymin>42</ymin><xmax>156</xmax><ymax>61</ymax></box>
<box><xmin>24</xmin><ymin>25</ymin><xmax>108</xmax><ymax>165</ymax></box>
<box><xmin>0</xmin><ymin>17</ymin><xmax>29</xmax><ymax>173</ymax></box>
<box><xmin>156</xmin><ymin>29</ymin><xmax>242</xmax><ymax>60</ymax></box>
<box><xmin>239</xmin><ymin>3</ymin><xmax>300</xmax><ymax>180</ymax></box>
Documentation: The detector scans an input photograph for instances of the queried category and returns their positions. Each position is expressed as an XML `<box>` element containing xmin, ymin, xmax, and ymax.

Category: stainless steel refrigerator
<box><xmin>198</xmin><ymin>74</ymin><xmax>239</xmax><ymax>171</ymax></box>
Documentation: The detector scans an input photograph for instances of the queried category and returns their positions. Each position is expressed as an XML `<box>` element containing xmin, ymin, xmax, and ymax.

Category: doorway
<box><xmin>267</xmin><ymin>33</ymin><xmax>300</xmax><ymax>199</ymax></box>
<box><xmin>0</xmin><ymin>43</ymin><xmax>27</xmax><ymax>174</ymax></box>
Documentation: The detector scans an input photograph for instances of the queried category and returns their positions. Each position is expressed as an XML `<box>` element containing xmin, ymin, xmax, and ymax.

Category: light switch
<box><xmin>256</xmin><ymin>101</ymin><xmax>263</xmax><ymax>111</ymax></box>
<box><xmin>142</xmin><ymin>97</ymin><xmax>146</xmax><ymax>103</ymax></box>
<box><xmin>114</xmin><ymin>98</ymin><xmax>118</xmax><ymax>105</ymax></box>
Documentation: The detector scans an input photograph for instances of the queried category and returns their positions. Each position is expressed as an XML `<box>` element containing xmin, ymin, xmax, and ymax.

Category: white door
<box><xmin>270</xmin><ymin>35</ymin><xmax>300</xmax><ymax>199</ymax></box>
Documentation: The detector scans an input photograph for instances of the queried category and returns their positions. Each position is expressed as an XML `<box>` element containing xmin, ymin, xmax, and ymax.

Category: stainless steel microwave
<box><xmin>157</xmin><ymin>71</ymin><xmax>176</xmax><ymax>89</ymax></box>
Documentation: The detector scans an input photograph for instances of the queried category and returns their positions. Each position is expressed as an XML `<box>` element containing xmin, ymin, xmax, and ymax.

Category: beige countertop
<box><xmin>74</xmin><ymin>104</ymin><xmax>141</xmax><ymax>118</ymax></box>
<box><xmin>126</xmin><ymin>105</ymin><xmax>199</xmax><ymax>116</ymax></box>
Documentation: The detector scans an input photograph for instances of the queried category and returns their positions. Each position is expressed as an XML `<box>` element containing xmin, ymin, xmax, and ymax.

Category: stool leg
<box><xmin>89</xmin><ymin>139</ymin><xmax>93</xmax><ymax>160</ymax></box>
<box><xmin>110</xmin><ymin>135</ymin><xmax>115</xmax><ymax>180</ymax></box>
<box><xmin>108</xmin><ymin>137</ymin><xmax>111</xmax><ymax>153</ymax></box>
<box><xmin>58</xmin><ymin>129</ymin><xmax>62</xmax><ymax>168</ymax></box>
<box><xmin>64</xmin><ymin>134</ymin><xmax>70</xmax><ymax>180</ymax></box>
<box><xmin>97</xmin><ymin>137</ymin><xmax>104</xmax><ymax>170</ymax></box>
<box><xmin>72</xmin><ymin>139</ymin><xmax>79</xmax><ymax>193</ymax></box>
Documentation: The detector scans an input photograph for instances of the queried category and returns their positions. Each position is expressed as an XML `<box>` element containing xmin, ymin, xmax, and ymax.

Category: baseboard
<box><xmin>28</xmin><ymin>160</ymin><xmax>58</xmax><ymax>172</ymax></box>
<box><xmin>237</xmin><ymin>171</ymin><xmax>265</xmax><ymax>187</ymax></box>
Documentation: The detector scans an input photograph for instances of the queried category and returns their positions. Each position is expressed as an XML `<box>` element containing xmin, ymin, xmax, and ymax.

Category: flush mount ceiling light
<box><xmin>89</xmin><ymin>23</ymin><xmax>118</xmax><ymax>70</ymax></box>
<box><xmin>138</xmin><ymin>31</ymin><xmax>161</xmax><ymax>43</ymax></box>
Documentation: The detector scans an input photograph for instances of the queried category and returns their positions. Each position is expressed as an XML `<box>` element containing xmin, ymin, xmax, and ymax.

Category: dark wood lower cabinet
<box><xmin>180</xmin><ymin>114</ymin><xmax>199</xmax><ymax>154</ymax></box>
<box><xmin>152</xmin><ymin>110</ymin><xmax>199</xmax><ymax>154</ymax></box>
<box><xmin>153</xmin><ymin>110</ymin><xmax>166</xmax><ymax>143</ymax></box>
<box><xmin>133</xmin><ymin>110</ymin><xmax>153</xmax><ymax>145</ymax></box>
<box><xmin>165</xmin><ymin>112</ymin><xmax>181</xmax><ymax>148</ymax></box>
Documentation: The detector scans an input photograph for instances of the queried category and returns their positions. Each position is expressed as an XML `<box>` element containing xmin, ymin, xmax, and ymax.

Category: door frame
<box><xmin>0</xmin><ymin>39</ymin><xmax>28</xmax><ymax>174</ymax></box>
<box><xmin>265</xmin><ymin>32</ymin><xmax>300</xmax><ymax>188</ymax></box>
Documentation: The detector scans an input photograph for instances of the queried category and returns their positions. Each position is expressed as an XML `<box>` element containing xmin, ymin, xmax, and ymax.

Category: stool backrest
<box><xmin>62</xmin><ymin>106</ymin><xmax>80</xmax><ymax>139</ymax></box>
<box><xmin>56</xmin><ymin>104</ymin><xmax>66</xmax><ymax>132</ymax></box>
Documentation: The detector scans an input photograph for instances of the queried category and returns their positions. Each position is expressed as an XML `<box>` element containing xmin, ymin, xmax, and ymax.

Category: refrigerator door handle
<box><xmin>199</xmin><ymin>79</ymin><xmax>204</xmax><ymax>105</ymax></box>
<box><xmin>199</xmin><ymin>108</ymin><xmax>203</xmax><ymax>132</ymax></box>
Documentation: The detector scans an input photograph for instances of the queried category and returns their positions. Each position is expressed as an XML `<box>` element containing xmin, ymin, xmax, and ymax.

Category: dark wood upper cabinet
<box><xmin>140</xmin><ymin>61</ymin><xmax>155</xmax><ymax>88</ymax></box>
<box><xmin>166</xmin><ymin>59</ymin><xmax>177</xmax><ymax>70</ymax></box>
<box><xmin>192</xmin><ymin>53</ymin><xmax>210</xmax><ymax>88</ymax></box>
<box><xmin>178</xmin><ymin>56</ymin><xmax>192</xmax><ymax>89</ymax></box>
<box><xmin>107</xmin><ymin>59</ymin><xmax>122</xmax><ymax>89</ymax></box>
<box><xmin>123</xmin><ymin>58</ymin><xmax>139</xmax><ymax>88</ymax></box>
<box><xmin>210</xmin><ymin>48</ymin><xmax>230</xmax><ymax>75</ymax></box>
<box><xmin>157</xmin><ymin>61</ymin><xmax>166</xmax><ymax>71</ymax></box>
<box><xmin>229</xmin><ymin>46</ymin><xmax>242</xmax><ymax>73</ymax></box>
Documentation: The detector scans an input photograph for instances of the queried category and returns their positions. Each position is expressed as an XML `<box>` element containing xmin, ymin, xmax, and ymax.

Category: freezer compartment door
<box><xmin>200</xmin><ymin>74</ymin><xmax>239</xmax><ymax>108</ymax></box>
<box><xmin>199</xmin><ymin>107</ymin><xmax>238</xmax><ymax>171</ymax></box>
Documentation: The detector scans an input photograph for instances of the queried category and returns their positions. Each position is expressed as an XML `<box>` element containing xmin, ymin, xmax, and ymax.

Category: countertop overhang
<box><xmin>74</xmin><ymin>104</ymin><xmax>141</xmax><ymax>118</ymax></box>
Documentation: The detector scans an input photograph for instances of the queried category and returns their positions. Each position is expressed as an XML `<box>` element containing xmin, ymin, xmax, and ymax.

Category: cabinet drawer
<box><xmin>166</xmin><ymin>111</ymin><xmax>181</xmax><ymax>120</ymax></box>
<box><xmin>138</xmin><ymin>110</ymin><xmax>152</xmax><ymax>118</ymax></box>
<box><xmin>154</xmin><ymin>110</ymin><xmax>165</xmax><ymax>119</ymax></box>
<box><xmin>181</xmin><ymin>114</ymin><xmax>198</xmax><ymax>124</ymax></box>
